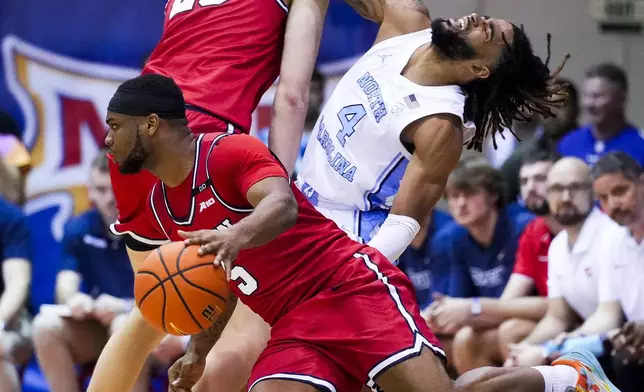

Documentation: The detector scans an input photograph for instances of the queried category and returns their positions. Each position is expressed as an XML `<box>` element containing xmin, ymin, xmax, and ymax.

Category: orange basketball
<box><xmin>134</xmin><ymin>241</ymin><xmax>229</xmax><ymax>336</ymax></box>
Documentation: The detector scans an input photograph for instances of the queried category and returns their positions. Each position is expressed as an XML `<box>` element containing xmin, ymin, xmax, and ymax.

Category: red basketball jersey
<box><xmin>143</xmin><ymin>0</ymin><xmax>288</xmax><ymax>132</ymax></box>
<box><xmin>145</xmin><ymin>133</ymin><xmax>367</xmax><ymax>325</ymax></box>
<box><xmin>513</xmin><ymin>217</ymin><xmax>553</xmax><ymax>296</ymax></box>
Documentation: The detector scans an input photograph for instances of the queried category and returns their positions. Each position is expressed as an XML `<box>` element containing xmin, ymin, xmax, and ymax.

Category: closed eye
<box><xmin>488</xmin><ymin>20</ymin><xmax>495</xmax><ymax>40</ymax></box>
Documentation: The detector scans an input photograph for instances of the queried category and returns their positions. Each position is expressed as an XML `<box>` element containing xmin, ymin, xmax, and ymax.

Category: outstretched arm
<box><xmin>269</xmin><ymin>0</ymin><xmax>328</xmax><ymax>175</ymax></box>
<box><xmin>346</xmin><ymin>0</ymin><xmax>430</xmax><ymax>42</ymax></box>
<box><xmin>368</xmin><ymin>114</ymin><xmax>462</xmax><ymax>262</ymax></box>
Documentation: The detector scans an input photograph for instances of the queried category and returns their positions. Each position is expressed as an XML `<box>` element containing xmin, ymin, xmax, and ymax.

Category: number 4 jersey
<box><xmin>297</xmin><ymin>28</ymin><xmax>474</xmax><ymax>218</ymax></box>
<box><xmin>138</xmin><ymin>132</ymin><xmax>368</xmax><ymax>325</ymax></box>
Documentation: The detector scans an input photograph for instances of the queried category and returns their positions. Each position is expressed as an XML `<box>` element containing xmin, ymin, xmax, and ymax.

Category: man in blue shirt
<box><xmin>0</xmin><ymin>198</ymin><xmax>33</xmax><ymax>392</ymax></box>
<box><xmin>558</xmin><ymin>63</ymin><xmax>644</xmax><ymax>166</ymax></box>
<box><xmin>436</xmin><ymin>160</ymin><xmax>533</xmax><ymax>300</ymax></box>
<box><xmin>397</xmin><ymin>209</ymin><xmax>455</xmax><ymax>310</ymax></box>
<box><xmin>424</xmin><ymin>160</ymin><xmax>533</xmax><ymax>367</ymax></box>
<box><xmin>31</xmin><ymin>151</ymin><xmax>185</xmax><ymax>392</ymax></box>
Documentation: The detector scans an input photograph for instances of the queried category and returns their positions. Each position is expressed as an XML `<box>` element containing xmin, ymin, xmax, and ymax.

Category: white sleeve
<box><xmin>546</xmin><ymin>237</ymin><xmax>563</xmax><ymax>299</ymax></box>
<box><xmin>367</xmin><ymin>213</ymin><xmax>420</xmax><ymax>263</ymax></box>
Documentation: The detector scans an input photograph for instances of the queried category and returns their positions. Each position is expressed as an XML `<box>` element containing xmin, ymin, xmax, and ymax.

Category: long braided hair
<box><xmin>463</xmin><ymin>25</ymin><xmax>570</xmax><ymax>151</ymax></box>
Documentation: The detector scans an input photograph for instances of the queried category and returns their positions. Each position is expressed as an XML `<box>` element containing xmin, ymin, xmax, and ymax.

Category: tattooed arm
<box><xmin>189</xmin><ymin>293</ymin><xmax>239</xmax><ymax>358</ymax></box>
<box><xmin>346</xmin><ymin>0</ymin><xmax>386</xmax><ymax>23</ymax></box>
<box><xmin>168</xmin><ymin>293</ymin><xmax>239</xmax><ymax>390</ymax></box>
<box><xmin>346</xmin><ymin>0</ymin><xmax>430</xmax><ymax>40</ymax></box>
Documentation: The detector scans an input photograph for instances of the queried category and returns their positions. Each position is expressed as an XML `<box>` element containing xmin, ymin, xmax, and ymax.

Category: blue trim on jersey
<box><xmin>353</xmin><ymin>208</ymin><xmax>389</xmax><ymax>243</ymax></box>
<box><xmin>362</xmin><ymin>153</ymin><xmax>405</xmax><ymax>211</ymax></box>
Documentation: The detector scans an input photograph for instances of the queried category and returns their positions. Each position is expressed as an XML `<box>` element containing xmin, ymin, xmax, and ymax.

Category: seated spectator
<box><xmin>31</xmin><ymin>151</ymin><xmax>185</xmax><ymax>392</ymax></box>
<box><xmin>589</xmin><ymin>151</ymin><xmax>644</xmax><ymax>392</ymax></box>
<box><xmin>501</xmin><ymin>79</ymin><xmax>579</xmax><ymax>202</ymax></box>
<box><xmin>558</xmin><ymin>63</ymin><xmax>644</xmax><ymax>166</ymax></box>
<box><xmin>397</xmin><ymin>209</ymin><xmax>455</xmax><ymax>310</ymax></box>
<box><xmin>438</xmin><ymin>152</ymin><xmax>562</xmax><ymax>374</ymax></box>
<box><xmin>0</xmin><ymin>111</ymin><xmax>31</xmax><ymax>205</ymax></box>
<box><xmin>505</xmin><ymin>157</ymin><xmax>625</xmax><ymax>369</ymax></box>
<box><xmin>0</xmin><ymin>198</ymin><xmax>33</xmax><ymax>392</ymax></box>
<box><xmin>425</xmin><ymin>160</ymin><xmax>533</xmax><ymax>360</ymax></box>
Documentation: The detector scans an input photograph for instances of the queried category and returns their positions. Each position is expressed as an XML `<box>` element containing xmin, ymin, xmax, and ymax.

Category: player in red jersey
<box><xmin>102</xmin><ymin>75</ymin><xmax>621</xmax><ymax>392</ymax></box>
<box><xmin>112</xmin><ymin>0</ymin><xmax>328</xmax><ymax>250</ymax></box>
<box><xmin>111</xmin><ymin>0</ymin><xmax>328</xmax><ymax>245</ymax></box>
<box><xmin>96</xmin><ymin>0</ymin><xmax>328</xmax><ymax>390</ymax></box>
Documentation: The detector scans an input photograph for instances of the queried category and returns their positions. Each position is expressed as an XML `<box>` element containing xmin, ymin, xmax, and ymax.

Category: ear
<box><xmin>468</xmin><ymin>64</ymin><xmax>491</xmax><ymax>79</ymax></box>
<box><xmin>144</xmin><ymin>114</ymin><xmax>160</xmax><ymax>136</ymax></box>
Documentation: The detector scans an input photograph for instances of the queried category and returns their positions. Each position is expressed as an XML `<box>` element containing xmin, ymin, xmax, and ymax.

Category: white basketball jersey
<box><xmin>297</xmin><ymin>28</ymin><xmax>473</xmax><ymax>214</ymax></box>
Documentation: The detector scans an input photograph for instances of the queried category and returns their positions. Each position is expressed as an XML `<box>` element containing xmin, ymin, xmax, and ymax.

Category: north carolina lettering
<box><xmin>357</xmin><ymin>72</ymin><xmax>387</xmax><ymax>123</ymax></box>
<box><xmin>316</xmin><ymin>118</ymin><xmax>357</xmax><ymax>182</ymax></box>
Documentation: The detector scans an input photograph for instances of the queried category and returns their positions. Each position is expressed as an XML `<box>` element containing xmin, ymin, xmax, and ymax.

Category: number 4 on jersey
<box><xmin>336</xmin><ymin>105</ymin><xmax>366</xmax><ymax>147</ymax></box>
<box><xmin>169</xmin><ymin>0</ymin><xmax>228</xmax><ymax>19</ymax></box>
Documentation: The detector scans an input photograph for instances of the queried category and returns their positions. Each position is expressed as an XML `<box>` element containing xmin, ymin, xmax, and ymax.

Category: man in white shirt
<box><xmin>591</xmin><ymin>151</ymin><xmax>644</xmax><ymax>392</ymax></box>
<box><xmin>517</xmin><ymin>152</ymin><xmax>644</xmax><ymax>392</ymax></box>
<box><xmin>506</xmin><ymin>157</ymin><xmax>625</xmax><ymax>367</ymax></box>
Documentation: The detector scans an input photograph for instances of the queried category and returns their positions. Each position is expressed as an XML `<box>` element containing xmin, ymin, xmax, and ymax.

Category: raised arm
<box><xmin>345</xmin><ymin>0</ymin><xmax>430</xmax><ymax>42</ymax></box>
<box><xmin>367</xmin><ymin>114</ymin><xmax>462</xmax><ymax>262</ymax></box>
<box><xmin>268</xmin><ymin>0</ymin><xmax>328</xmax><ymax>175</ymax></box>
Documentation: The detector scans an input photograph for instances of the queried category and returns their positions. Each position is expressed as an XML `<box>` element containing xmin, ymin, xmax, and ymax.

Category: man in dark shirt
<box><xmin>0</xmin><ymin>197</ymin><xmax>32</xmax><ymax>392</ymax></box>
<box><xmin>31</xmin><ymin>151</ymin><xmax>184</xmax><ymax>392</ymax></box>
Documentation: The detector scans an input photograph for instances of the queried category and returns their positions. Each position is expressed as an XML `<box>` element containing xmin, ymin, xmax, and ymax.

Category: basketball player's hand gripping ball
<box><xmin>178</xmin><ymin>228</ymin><xmax>244</xmax><ymax>280</ymax></box>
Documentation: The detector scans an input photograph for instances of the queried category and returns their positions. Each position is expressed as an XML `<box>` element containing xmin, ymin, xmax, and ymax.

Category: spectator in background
<box><xmin>439</xmin><ymin>152</ymin><xmax>562</xmax><ymax>374</ymax></box>
<box><xmin>31</xmin><ymin>151</ymin><xmax>185</xmax><ymax>392</ymax></box>
<box><xmin>501</xmin><ymin>79</ymin><xmax>579</xmax><ymax>202</ymax></box>
<box><xmin>558</xmin><ymin>63</ymin><xmax>644</xmax><ymax>166</ymax></box>
<box><xmin>506</xmin><ymin>158</ymin><xmax>624</xmax><ymax>368</ymax></box>
<box><xmin>0</xmin><ymin>197</ymin><xmax>32</xmax><ymax>392</ymax></box>
<box><xmin>0</xmin><ymin>111</ymin><xmax>31</xmax><ymax>205</ymax></box>
<box><xmin>589</xmin><ymin>152</ymin><xmax>644</xmax><ymax>392</ymax></box>
<box><xmin>397</xmin><ymin>209</ymin><xmax>455</xmax><ymax>311</ymax></box>
<box><xmin>425</xmin><ymin>160</ymin><xmax>533</xmax><ymax>361</ymax></box>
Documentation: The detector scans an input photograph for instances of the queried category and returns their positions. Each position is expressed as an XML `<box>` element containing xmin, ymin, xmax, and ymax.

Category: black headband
<box><xmin>107</xmin><ymin>88</ymin><xmax>186</xmax><ymax>119</ymax></box>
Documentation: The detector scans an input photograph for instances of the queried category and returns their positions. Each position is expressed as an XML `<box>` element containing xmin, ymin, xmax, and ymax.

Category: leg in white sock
<box><xmin>533</xmin><ymin>365</ymin><xmax>579</xmax><ymax>392</ymax></box>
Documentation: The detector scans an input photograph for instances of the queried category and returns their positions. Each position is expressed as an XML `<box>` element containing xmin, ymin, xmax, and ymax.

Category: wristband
<box><xmin>471</xmin><ymin>297</ymin><xmax>482</xmax><ymax>316</ymax></box>
<box><xmin>367</xmin><ymin>214</ymin><xmax>420</xmax><ymax>263</ymax></box>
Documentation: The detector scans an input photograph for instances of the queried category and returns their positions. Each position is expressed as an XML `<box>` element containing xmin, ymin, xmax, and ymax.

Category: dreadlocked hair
<box><xmin>463</xmin><ymin>25</ymin><xmax>570</xmax><ymax>152</ymax></box>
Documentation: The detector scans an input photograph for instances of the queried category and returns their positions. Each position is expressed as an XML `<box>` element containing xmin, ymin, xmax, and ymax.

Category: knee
<box><xmin>498</xmin><ymin>319</ymin><xmax>530</xmax><ymax>344</ymax></box>
<box><xmin>453</xmin><ymin>366</ymin><xmax>505</xmax><ymax>392</ymax></box>
<box><xmin>32</xmin><ymin>312</ymin><xmax>65</xmax><ymax>345</ymax></box>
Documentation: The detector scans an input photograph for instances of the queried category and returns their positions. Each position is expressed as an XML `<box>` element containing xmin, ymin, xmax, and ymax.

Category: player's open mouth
<box><xmin>449</xmin><ymin>17</ymin><xmax>469</xmax><ymax>31</ymax></box>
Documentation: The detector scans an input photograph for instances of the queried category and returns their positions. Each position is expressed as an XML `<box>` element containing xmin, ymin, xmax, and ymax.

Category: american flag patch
<box><xmin>404</xmin><ymin>94</ymin><xmax>420</xmax><ymax>109</ymax></box>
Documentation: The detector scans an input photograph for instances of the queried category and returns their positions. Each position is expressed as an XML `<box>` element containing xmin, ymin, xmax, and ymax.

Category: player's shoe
<box><xmin>552</xmin><ymin>349</ymin><xmax>621</xmax><ymax>392</ymax></box>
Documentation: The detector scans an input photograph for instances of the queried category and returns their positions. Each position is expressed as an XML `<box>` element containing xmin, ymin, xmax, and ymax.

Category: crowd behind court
<box><xmin>0</xmin><ymin>62</ymin><xmax>643</xmax><ymax>392</ymax></box>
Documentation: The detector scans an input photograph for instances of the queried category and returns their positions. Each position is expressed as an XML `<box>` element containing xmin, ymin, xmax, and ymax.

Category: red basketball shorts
<box><xmin>248</xmin><ymin>248</ymin><xmax>446</xmax><ymax>392</ymax></box>
<box><xmin>109</xmin><ymin>109</ymin><xmax>236</xmax><ymax>249</ymax></box>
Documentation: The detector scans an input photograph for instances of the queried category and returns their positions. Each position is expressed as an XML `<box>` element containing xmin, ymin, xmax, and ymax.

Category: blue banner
<box><xmin>0</xmin><ymin>0</ymin><xmax>377</xmax><ymax>308</ymax></box>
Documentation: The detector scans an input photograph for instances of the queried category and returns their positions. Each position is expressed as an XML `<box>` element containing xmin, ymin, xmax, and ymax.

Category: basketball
<box><xmin>134</xmin><ymin>241</ymin><xmax>229</xmax><ymax>336</ymax></box>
